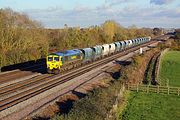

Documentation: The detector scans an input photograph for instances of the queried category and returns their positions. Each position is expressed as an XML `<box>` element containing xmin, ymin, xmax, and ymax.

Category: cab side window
<box><xmin>48</xmin><ymin>57</ymin><xmax>53</xmax><ymax>61</ymax></box>
<box><xmin>54</xmin><ymin>57</ymin><xmax>59</xmax><ymax>61</ymax></box>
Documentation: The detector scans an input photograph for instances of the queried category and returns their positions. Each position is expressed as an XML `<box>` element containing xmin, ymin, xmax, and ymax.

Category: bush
<box><xmin>0</xmin><ymin>8</ymin><xmax>49</xmax><ymax>68</ymax></box>
<box><xmin>53</xmin><ymin>80</ymin><xmax>123</xmax><ymax>120</ymax></box>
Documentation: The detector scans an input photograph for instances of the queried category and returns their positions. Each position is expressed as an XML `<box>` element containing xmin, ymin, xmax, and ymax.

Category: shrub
<box><xmin>53</xmin><ymin>80</ymin><xmax>123</xmax><ymax>120</ymax></box>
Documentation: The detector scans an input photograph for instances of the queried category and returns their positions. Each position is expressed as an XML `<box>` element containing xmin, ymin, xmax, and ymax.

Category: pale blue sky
<box><xmin>0</xmin><ymin>0</ymin><xmax>180</xmax><ymax>28</ymax></box>
<box><xmin>0</xmin><ymin>0</ymin><xmax>105</xmax><ymax>10</ymax></box>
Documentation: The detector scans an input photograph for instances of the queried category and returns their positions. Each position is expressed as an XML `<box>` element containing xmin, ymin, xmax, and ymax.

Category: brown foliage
<box><xmin>0</xmin><ymin>8</ymin><xmax>48</xmax><ymax>68</ymax></box>
<box><xmin>47</xmin><ymin>21</ymin><xmax>153</xmax><ymax>52</ymax></box>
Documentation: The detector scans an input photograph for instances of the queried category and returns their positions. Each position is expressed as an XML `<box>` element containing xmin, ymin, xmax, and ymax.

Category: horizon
<box><xmin>0</xmin><ymin>0</ymin><xmax>180</xmax><ymax>28</ymax></box>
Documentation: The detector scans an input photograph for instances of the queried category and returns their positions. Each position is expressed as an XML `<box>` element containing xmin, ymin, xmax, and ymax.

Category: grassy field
<box><xmin>120</xmin><ymin>92</ymin><xmax>180</xmax><ymax>120</ymax></box>
<box><xmin>159</xmin><ymin>50</ymin><xmax>180</xmax><ymax>87</ymax></box>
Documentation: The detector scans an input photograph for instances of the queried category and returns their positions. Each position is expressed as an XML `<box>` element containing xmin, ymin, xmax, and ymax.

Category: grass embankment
<box><xmin>120</xmin><ymin>92</ymin><xmax>180</xmax><ymax>120</ymax></box>
<box><xmin>159</xmin><ymin>50</ymin><xmax>180</xmax><ymax>87</ymax></box>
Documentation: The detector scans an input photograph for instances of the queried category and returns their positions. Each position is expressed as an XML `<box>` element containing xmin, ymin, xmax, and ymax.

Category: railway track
<box><xmin>0</xmin><ymin>74</ymin><xmax>52</xmax><ymax>99</ymax></box>
<box><xmin>0</xmin><ymin>40</ymin><xmax>157</xmax><ymax>112</ymax></box>
<box><xmin>0</xmin><ymin>63</ymin><xmax>46</xmax><ymax>84</ymax></box>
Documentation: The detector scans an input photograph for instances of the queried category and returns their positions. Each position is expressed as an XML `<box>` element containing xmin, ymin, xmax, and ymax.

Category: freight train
<box><xmin>46</xmin><ymin>37</ymin><xmax>151</xmax><ymax>74</ymax></box>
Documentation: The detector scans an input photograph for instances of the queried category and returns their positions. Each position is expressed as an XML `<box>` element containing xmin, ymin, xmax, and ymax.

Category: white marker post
<box><xmin>140</xmin><ymin>48</ymin><xmax>143</xmax><ymax>54</ymax></box>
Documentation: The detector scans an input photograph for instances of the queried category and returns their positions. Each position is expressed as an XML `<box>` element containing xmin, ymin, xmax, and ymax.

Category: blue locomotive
<box><xmin>46</xmin><ymin>37</ymin><xmax>151</xmax><ymax>74</ymax></box>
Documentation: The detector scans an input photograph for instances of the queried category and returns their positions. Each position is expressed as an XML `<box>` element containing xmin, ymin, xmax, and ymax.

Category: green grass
<box><xmin>121</xmin><ymin>92</ymin><xmax>180</xmax><ymax>120</ymax></box>
<box><xmin>159</xmin><ymin>50</ymin><xmax>180</xmax><ymax>87</ymax></box>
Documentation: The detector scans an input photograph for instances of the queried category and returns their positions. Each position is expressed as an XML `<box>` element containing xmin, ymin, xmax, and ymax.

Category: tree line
<box><xmin>0</xmin><ymin>8</ymin><xmax>154</xmax><ymax>68</ymax></box>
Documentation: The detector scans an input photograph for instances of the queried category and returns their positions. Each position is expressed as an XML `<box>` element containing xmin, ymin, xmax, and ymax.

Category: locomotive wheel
<box><xmin>54</xmin><ymin>69</ymin><xmax>60</xmax><ymax>74</ymax></box>
<box><xmin>47</xmin><ymin>69</ymin><xmax>52</xmax><ymax>74</ymax></box>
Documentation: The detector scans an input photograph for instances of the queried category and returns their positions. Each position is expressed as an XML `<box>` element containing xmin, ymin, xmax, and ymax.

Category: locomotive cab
<box><xmin>46</xmin><ymin>54</ymin><xmax>63</xmax><ymax>74</ymax></box>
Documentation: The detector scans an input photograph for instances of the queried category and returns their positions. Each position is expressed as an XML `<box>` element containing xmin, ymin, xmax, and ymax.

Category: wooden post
<box><xmin>146</xmin><ymin>85</ymin><xmax>148</xmax><ymax>93</ymax></box>
<box><xmin>147</xmin><ymin>85</ymin><xmax>149</xmax><ymax>93</ymax></box>
<box><xmin>178</xmin><ymin>88</ymin><xmax>179</xmax><ymax>96</ymax></box>
<box><xmin>137</xmin><ymin>84</ymin><xmax>139</xmax><ymax>92</ymax></box>
<box><xmin>157</xmin><ymin>86</ymin><xmax>159</xmax><ymax>93</ymax></box>
<box><xmin>168</xmin><ymin>87</ymin><xmax>169</xmax><ymax>95</ymax></box>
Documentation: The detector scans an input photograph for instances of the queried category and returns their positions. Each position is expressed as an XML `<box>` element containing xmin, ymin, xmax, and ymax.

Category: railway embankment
<box><xmin>123</xmin><ymin>48</ymin><xmax>161</xmax><ymax>85</ymax></box>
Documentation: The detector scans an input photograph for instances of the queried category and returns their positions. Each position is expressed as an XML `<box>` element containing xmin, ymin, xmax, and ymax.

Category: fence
<box><xmin>127</xmin><ymin>84</ymin><xmax>180</xmax><ymax>96</ymax></box>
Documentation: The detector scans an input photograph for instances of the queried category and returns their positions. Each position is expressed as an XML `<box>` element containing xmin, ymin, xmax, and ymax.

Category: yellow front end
<box><xmin>46</xmin><ymin>55</ymin><xmax>63</xmax><ymax>73</ymax></box>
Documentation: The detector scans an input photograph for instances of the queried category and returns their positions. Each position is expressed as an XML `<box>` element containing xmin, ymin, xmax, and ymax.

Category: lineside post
<box><xmin>147</xmin><ymin>85</ymin><xmax>149</xmax><ymax>93</ymax></box>
<box><xmin>137</xmin><ymin>84</ymin><xmax>139</xmax><ymax>92</ymax></box>
<box><xmin>168</xmin><ymin>87</ymin><xmax>169</xmax><ymax>95</ymax></box>
<box><xmin>140</xmin><ymin>48</ymin><xmax>143</xmax><ymax>54</ymax></box>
